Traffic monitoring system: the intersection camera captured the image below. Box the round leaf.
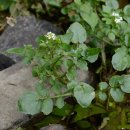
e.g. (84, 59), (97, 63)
(108, 32), (115, 41)
(124, 5), (130, 16)
(74, 82), (95, 108)
(120, 75), (130, 93)
(67, 22), (87, 44)
(99, 82), (108, 90)
(67, 80), (78, 90)
(98, 91), (107, 101)
(110, 88), (124, 102)
(18, 92), (41, 115)
(76, 60), (88, 71)
(56, 97), (65, 109)
(112, 51), (128, 71)
(109, 75), (121, 88)
(41, 98), (53, 115)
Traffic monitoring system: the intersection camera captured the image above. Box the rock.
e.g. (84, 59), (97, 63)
(0, 62), (37, 130)
(0, 53), (15, 71)
(40, 124), (65, 130)
(0, 16), (61, 61)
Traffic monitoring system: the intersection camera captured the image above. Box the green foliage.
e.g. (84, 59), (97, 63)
(6, 0), (130, 129)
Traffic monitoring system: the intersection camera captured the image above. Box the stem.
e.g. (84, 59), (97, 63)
(106, 88), (111, 110)
(39, 92), (72, 100)
(101, 42), (106, 67)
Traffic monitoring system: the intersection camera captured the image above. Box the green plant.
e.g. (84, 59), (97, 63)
(7, 0), (130, 129)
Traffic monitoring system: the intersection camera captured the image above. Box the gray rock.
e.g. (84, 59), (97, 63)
(0, 16), (61, 61)
(40, 124), (65, 130)
(0, 62), (37, 130)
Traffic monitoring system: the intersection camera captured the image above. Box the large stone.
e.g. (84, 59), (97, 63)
(40, 124), (65, 130)
(0, 62), (37, 130)
(0, 16), (61, 61)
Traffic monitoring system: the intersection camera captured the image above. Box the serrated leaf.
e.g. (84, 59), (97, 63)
(56, 97), (65, 109)
(74, 82), (95, 108)
(120, 75), (130, 93)
(99, 82), (108, 90)
(67, 22), (87, 43)
(110, 88), (124, 102)
(41, 98), (53, 115)
(18, 92), (41, 115)
(98, 91), (107, 101)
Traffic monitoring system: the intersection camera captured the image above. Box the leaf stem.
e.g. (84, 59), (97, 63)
(39, 92), (72, 100)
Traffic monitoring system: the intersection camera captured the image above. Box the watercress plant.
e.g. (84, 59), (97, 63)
(7, 0), (130, 129)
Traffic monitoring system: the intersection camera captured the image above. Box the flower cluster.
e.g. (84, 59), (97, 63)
(45, 32), (56, 40)
(112, 12), (123, 23)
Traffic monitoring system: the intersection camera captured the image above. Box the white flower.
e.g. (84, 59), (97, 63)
(112, 12), (123, 23)
(115, 17), (123, 23)
(45, 32), (56, 40)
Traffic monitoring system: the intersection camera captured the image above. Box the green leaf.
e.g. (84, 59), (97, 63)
(112, 47), (128, 71)
(98, 91), (107, 101)
(110, 88), (124, 102)
(0, 0), (16, 11)
(76, 120), (91, 129)
(125, 34), (130, 47)
(124, 5), (130, 16)
(99, 82), (108, 90)
(35, 115), (61, 128)
(6, 48), (24, 56)
(53, 104), (73, 117)
(76, 59), (88, 71)
(120, 75), (130, 93)
(18, 92), (41, 115)
(43, 0), (62, 7)
(66, 67), (77, 81)
(74, 82), (95, 108)
(86, 48), (100, 63)
(59, 33), (73, 44)
(109, 75), (121, 88)
(108, 32), (115, 41)
(74, 0), (82, 5)
(106, 0), (119, 9)
(41, 98), (53, 115)
(50, 79), (62, 94)
(67, 80), (78, 90)
(102, 5), (112, 13)
(55, 97), (65, 109)
(80, 2), (98, 30)
(73, 104), (106, 122)
(35, 83), (48, 97)
(67, 22), (87, 43)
